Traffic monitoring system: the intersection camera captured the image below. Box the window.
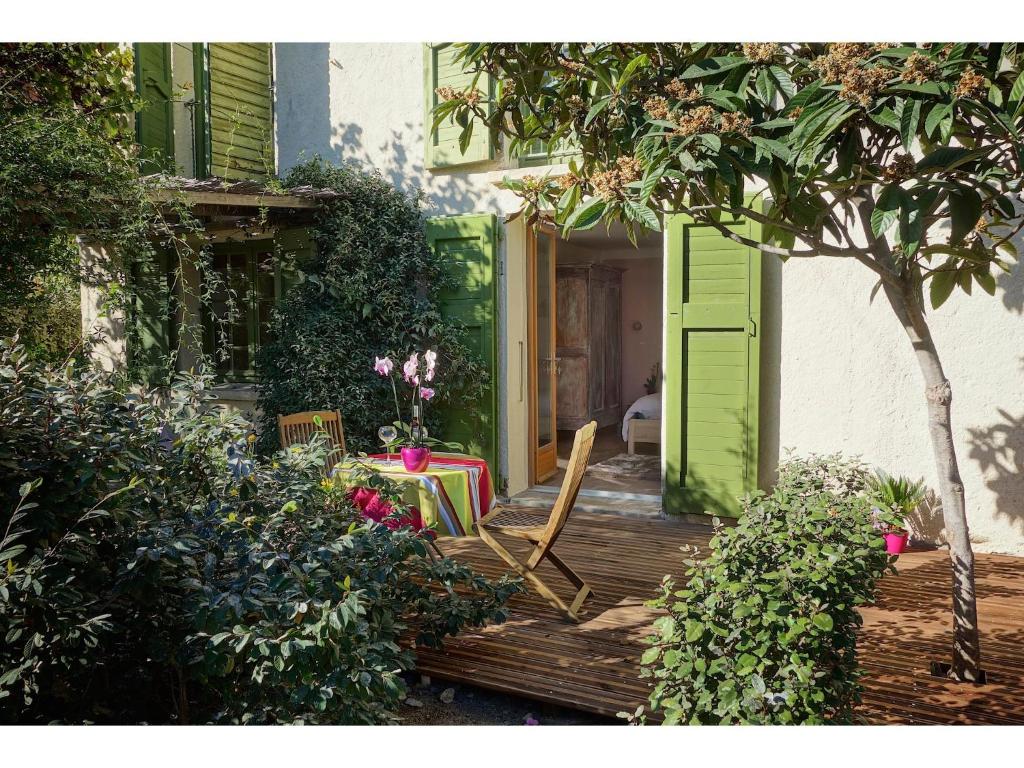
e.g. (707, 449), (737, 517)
(203, 242), (280, 380)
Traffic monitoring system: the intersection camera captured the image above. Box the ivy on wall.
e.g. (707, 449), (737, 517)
(256, 159), (488, 454)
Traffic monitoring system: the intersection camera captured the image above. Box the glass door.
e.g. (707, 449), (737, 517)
(530, 228), (558, 482)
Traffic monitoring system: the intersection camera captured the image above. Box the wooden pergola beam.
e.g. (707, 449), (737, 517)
(148, 189), (321, 210)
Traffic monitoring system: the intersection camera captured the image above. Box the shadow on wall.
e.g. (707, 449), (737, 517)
(758, 252), (783, 489)
(274, 43), (502, 215)
(968, 403), (1024, 538)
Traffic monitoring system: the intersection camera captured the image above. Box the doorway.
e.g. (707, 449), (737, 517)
(526, 223), (664, 501)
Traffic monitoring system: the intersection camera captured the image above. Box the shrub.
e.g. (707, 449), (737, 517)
(255, 159), (487, 454)
(639, 454), (892, 725)
(0, 338), (518, 723)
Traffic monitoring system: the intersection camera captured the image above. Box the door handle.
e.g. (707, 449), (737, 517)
(747, 318), (757, 337)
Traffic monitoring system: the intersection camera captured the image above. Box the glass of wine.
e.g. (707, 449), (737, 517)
(378, 425), (398, 467)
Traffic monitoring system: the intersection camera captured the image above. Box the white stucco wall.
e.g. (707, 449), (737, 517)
(275, 42), (1024, 555)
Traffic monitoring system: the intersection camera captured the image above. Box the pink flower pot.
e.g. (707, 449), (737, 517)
(400, 446), (431, 473)
(884, 531), (909, 555)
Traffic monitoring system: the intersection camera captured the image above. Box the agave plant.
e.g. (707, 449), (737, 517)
(867, 471), (927, 532)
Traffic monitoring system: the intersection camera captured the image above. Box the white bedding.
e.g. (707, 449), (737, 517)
(622, 393), (662, 442)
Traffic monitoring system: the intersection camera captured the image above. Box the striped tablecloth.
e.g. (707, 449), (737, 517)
(340, 453), (495, 537)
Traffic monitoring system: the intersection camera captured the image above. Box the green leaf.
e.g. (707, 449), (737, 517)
(625, 200), (662, 232)
(930, 267), (958, 309)
(617, 54), (650, 90)
(948, 187), (982, 245)
(915, 146), (989, 174)
(641, 646), (661, 665)
(898, 195), (923, 256)
(871, 185), (902, 238)
(975, 268), (997, 296)
(678, 56), (750, 79)
(924, 103), (952, 139)
(898, 98), (922, 149)
(561, 197), (606, 233)
(584, 95), (612, 128)
(769, 66), (796, 98)
(812, 613), (834, 632)
(1011, 71), (1024, 116)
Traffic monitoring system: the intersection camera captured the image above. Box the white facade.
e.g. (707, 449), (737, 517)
(273, 42), (1024, 555)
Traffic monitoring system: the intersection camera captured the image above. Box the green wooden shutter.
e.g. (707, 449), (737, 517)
(208, 43), (274, 180)
(132, 251), (172, 386)
(424, 44), (493, 169)
(427, 214), (498, 477)
(664, 212), (762, 517)
(134, 43), (174, 173)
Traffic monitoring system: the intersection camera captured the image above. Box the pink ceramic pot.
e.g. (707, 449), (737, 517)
(400, 446), (431, 473)
(884, 531), (909, 555)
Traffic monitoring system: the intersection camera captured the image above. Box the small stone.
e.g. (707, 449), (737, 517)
(404, 697), (424, 708)
(440, 687), (456, 704)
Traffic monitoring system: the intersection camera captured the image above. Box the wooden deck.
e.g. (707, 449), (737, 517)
(419, 511), (1024, 724)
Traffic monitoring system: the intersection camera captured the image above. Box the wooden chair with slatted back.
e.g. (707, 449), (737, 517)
(476, 420), (598, 623)
(277, 410), (347, 474)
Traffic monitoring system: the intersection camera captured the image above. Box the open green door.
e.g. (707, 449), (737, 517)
(664, 212), (762, 516)
(427, 214), (498, 480)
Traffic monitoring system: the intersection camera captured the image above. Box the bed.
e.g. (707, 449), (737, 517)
(622, 393), (662, 452)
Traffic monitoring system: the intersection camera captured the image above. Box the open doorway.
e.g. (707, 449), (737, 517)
(527, 223), (663, 500)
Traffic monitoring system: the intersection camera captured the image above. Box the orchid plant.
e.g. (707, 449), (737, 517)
(373, 349), (461, 451)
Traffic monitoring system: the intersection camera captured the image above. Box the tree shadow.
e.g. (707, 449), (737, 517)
(967, 402), (1024, 537)
(274, 43), (503, 216)
(758, 253), (783, 489)
(996, 217), (1024, 314)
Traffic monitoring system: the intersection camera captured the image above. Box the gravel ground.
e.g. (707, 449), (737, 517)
(395, 675), (618, 726)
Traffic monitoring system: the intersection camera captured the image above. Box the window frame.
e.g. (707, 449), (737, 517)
(202, 240), (282, 382)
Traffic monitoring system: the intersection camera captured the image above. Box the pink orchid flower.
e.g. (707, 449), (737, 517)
(373, 356), (394, 376)
(424, 349), (438, 381)
(420, 387), (435, 401)
(402, 353), (419, 383)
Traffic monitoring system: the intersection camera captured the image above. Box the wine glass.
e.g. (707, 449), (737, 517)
(378, 425), (398, 467)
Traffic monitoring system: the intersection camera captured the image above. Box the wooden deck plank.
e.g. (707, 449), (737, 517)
(416, 511), (1024, 724)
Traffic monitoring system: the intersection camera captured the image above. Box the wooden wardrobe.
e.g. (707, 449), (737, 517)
(555, 264), (623, 431)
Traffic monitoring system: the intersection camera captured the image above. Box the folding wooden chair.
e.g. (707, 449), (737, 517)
(476, 420), (598, 622)
(277, 409), (347, 474)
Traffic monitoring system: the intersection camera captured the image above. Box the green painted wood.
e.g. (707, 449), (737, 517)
(132, 251), (172, 386)
(192, 43), (210, 178)
(664, 208), (762, 517)
(427, 214), (498, 479)
(424, 44), (493, 169)
(134, 43), (174, 173)
(208, 43), (273, 180)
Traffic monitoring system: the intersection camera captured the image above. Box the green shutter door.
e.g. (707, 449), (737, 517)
(134, 43), (174, 173)
(427, 214), (498, 478)
(208, 43), (274, 180)
(664, 213), (762, 517)
(132, 251), (172, 386)
(424, 44), (493, 168)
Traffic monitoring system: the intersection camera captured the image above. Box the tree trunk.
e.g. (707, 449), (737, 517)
(882, 280), (983, 681)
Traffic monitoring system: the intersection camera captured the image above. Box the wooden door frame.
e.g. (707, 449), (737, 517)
(528, 225), (559, 484)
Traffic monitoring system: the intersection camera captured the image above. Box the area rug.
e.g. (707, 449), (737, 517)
(587, 453), (661, 482)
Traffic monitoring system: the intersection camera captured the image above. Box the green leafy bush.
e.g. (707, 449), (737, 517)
(0, 338), (517, 723)
(255, 159), (487, 454)
(639, 454), (892, 725)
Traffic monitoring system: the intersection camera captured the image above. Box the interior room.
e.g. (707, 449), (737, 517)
(533, 223), (663, 498)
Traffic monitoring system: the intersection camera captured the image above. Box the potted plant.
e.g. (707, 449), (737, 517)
(867, 471), (927, 555)
(373, 349), (461, 472)
(643, 362), (660, 396)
